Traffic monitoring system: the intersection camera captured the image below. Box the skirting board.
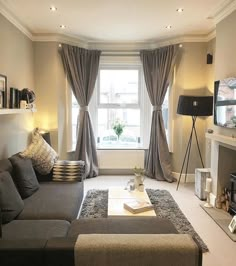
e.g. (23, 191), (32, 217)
(172, 172), (195, 183)
(99, 170), (195, 183)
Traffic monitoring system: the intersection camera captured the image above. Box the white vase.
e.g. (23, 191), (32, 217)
(134, 174), (145, 190)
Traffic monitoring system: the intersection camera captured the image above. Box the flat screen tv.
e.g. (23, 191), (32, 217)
(214, 77), (236, 128)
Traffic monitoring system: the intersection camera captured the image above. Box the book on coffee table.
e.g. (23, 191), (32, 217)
(123, 200), (154, 214)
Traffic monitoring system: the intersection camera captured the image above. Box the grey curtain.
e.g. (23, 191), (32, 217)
(60, 44), (101, 178)
(140, 45), (178, 182)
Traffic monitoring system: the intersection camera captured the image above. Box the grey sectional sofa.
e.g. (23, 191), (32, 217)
(0, 156), (202, 266)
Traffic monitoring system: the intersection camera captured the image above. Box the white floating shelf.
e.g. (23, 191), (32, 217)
(0, 108), (37, 115)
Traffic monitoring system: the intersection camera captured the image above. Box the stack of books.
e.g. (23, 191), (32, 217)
(123, 200), (154, 214)
(53, 160), (84, 182)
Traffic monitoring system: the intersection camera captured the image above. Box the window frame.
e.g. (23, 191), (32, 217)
(95, 64), (143, 148)
(97, 65), (142, 109)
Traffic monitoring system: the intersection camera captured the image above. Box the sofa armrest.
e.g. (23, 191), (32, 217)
(74, 234), (202, 266)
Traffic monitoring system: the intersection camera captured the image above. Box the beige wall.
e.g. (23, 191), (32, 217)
(214, 10), (236, 137)
(0, 14), (34, 158)
(34, 42), (68, 158)
(171, 42), (210, 173)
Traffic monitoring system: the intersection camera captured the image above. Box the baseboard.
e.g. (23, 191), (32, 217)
(99, 170), (195, 183)
(99, 169), (133, 175)
(172, 172), (195, 183)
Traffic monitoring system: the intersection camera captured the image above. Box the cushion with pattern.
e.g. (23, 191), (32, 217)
(20, 129), (59, 175)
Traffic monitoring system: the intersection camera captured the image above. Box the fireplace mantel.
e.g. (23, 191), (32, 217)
(206, 132), (236, 149)
(205, 132), (236, 206)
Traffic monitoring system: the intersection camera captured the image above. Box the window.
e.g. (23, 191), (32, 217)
(97, 67), (142, 148)
(70, 59), (172, 151)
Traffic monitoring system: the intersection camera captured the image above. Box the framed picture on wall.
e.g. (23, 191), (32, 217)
(0, 74), (7, 108)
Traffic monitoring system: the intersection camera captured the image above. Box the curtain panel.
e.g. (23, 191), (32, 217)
(140, 45), (178, 182)
(60, 44), (101, 178)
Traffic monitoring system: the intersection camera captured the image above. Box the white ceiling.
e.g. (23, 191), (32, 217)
(0, 0), (235, 42)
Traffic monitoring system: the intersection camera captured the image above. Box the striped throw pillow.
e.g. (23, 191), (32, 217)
(53, 160), (85, 182)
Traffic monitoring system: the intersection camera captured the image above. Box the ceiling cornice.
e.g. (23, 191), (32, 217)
(32, 34), (88, 49)
(0, 1), (33, 40)
(210, 0), (236, 24)
(0, 1), (222, 50)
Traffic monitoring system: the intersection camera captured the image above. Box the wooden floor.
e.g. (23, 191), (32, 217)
(84, 175), (236, 266)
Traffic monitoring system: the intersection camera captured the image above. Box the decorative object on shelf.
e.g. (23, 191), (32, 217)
(176, 95), (213, 190)
(0, 74), (7, 108)
(215, 196), (222, 209)
(219, 188), (230, 212)
(207, 128), (214, 134)
(20, 100), (27, 109)
(21, 88), (35, 103)
(133, 166), (145, 190)
(9, 87), (21, 108)
(204, 178), (212, 208)
(112, 119), (125, 141)
(228, 215), (236, 233)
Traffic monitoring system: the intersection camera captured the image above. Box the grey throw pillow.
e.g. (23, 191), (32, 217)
(0, 171), (24, 224)
(9, 155), (40, 199)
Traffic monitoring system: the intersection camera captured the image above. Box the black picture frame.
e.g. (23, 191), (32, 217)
(0, 74), (7, 108)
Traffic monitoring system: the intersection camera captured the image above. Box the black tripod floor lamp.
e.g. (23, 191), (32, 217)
(176, 95), (213, 190)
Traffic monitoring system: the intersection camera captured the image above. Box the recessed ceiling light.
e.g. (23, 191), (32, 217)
(166, 25), (172, 30)
(60, 25), (66, 29)
(50, 6), (57, 11)
(176, 8), (184, 13)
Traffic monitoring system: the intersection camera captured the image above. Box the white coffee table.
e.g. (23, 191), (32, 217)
(108, 187), (156, 217)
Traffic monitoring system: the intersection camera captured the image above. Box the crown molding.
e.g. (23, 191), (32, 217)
(31, 33), (215, 51)
(32, 33), (88, 48)
(0, 1), (33, 40)
(0, 0), (220, 50)
(205, 30), (216, 42)
(210, 0), (236, 24)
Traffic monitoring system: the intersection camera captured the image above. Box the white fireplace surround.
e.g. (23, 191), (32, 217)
(206, 133), (236, 206)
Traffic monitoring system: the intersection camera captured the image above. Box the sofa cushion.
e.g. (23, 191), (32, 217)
(20, 129), (58, 175)
(1, 220), (70, 239)
(68, 217), (178, 237)
(0, 159), (13, 174)
(9, 155), (40, 199)
(17, 181), (83, 222)
(35, 169), (53, 182)
(0, 171), (24, 224)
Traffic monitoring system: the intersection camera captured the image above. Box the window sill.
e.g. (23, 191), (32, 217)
(96, 145), (147, 150)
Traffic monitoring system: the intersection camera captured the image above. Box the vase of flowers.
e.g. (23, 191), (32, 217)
(112, 119), (125, 141)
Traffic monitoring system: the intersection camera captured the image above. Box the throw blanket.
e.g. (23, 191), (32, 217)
(74, 234), (201, 266)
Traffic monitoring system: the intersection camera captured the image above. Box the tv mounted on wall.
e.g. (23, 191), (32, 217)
(214, 77), (236, 128)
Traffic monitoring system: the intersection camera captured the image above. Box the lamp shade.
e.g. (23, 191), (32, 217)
(177, 95), (213, 116)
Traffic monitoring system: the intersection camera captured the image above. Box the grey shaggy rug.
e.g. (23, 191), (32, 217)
(80, 189), (208, 252)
